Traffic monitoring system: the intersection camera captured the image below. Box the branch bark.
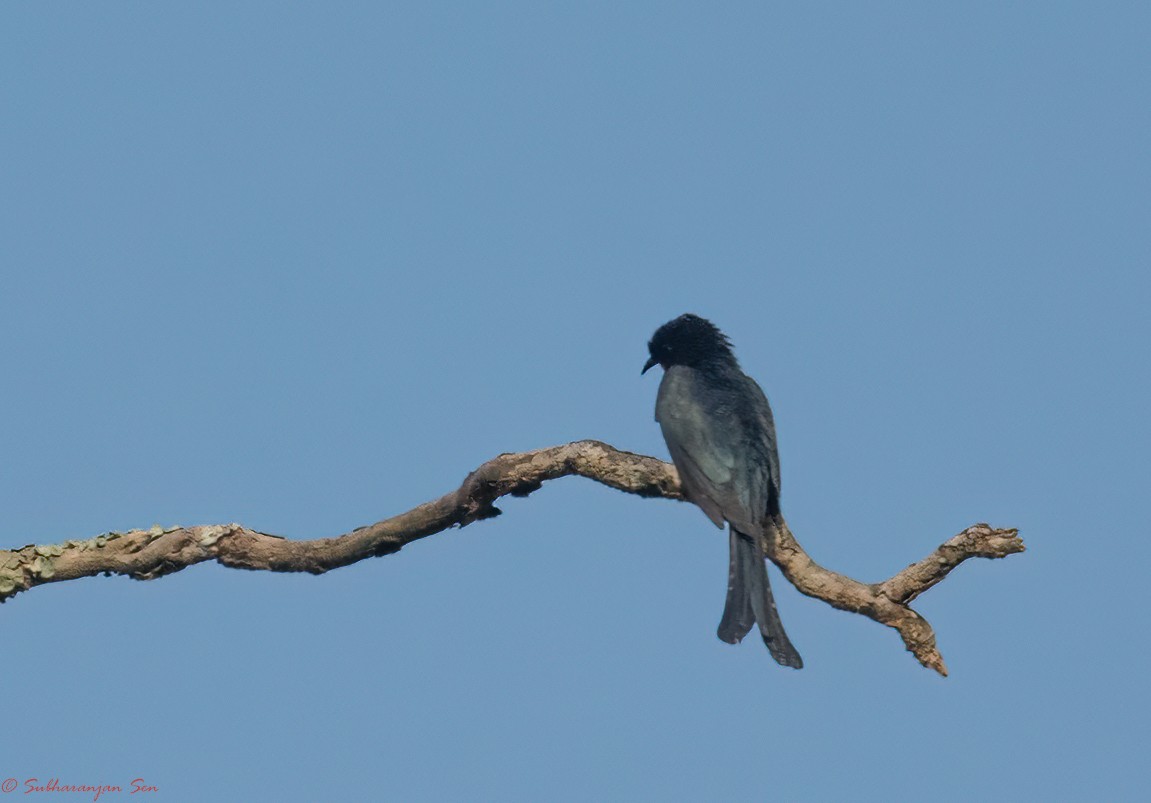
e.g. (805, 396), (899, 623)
(0, 440), (1022, 674)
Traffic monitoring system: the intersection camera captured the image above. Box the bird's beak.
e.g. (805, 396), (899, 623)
(641, 356), (658, 375)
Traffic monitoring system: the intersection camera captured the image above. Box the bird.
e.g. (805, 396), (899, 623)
(643, 313), (802, 668)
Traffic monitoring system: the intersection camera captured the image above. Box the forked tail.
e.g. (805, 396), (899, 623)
(717, 527), (803, 669)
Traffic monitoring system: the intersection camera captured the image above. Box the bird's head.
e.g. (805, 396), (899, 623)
(642, 313), (736, 374)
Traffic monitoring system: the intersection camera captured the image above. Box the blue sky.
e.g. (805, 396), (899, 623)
(1, 3), (1147, 801)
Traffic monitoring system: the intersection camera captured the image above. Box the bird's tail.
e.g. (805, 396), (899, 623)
(717, 526), (803, 669)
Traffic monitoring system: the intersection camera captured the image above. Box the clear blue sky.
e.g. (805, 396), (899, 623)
(2, 3), (1147, 801)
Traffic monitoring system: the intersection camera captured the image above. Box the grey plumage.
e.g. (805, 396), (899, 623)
(643, 314), (802, 669)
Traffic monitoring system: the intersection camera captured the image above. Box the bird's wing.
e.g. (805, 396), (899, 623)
(655, 366), (768, 534)
(743, 374), (781, 500)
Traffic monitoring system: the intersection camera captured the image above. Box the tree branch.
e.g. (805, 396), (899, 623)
(0, 440), (1022, 674)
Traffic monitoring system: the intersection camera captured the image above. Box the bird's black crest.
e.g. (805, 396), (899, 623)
(645, 313), (738, 371)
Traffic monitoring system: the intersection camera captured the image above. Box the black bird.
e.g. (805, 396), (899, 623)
(643, 313), (802, 668)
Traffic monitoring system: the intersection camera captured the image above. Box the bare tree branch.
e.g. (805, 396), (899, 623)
(0, 440), (1022, 674)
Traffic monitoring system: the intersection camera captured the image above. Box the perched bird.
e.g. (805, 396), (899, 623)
(643, 313), (802, 668)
